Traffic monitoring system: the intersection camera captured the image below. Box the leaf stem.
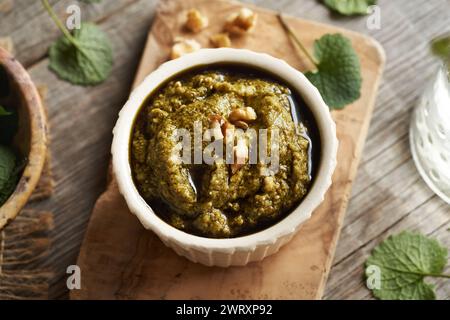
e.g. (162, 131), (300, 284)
(42, 0), (106, 81)
(381, 265), (450, 279)
(424, 273), (450, 279)
(277, 13), (319, 68)
(41, 0), (77, 45)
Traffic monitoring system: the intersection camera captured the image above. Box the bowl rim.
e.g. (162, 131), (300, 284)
(112, 48), (337, 252)
(0, 47), (48, 229)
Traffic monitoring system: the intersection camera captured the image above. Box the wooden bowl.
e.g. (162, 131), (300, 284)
(0, 47), (48, 229)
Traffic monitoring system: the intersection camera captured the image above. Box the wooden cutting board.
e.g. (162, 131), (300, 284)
(71, 0), (385, 300)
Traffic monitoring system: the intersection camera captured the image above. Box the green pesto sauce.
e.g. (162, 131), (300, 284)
(130, 64), (320, 238)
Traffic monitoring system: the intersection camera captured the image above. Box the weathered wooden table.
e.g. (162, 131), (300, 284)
(1, 0), (449, 299)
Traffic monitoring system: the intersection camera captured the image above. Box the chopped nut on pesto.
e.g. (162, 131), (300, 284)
(130, 65), (319, 238)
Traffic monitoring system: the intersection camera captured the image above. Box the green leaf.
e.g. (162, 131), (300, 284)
(365, 232), (449, 300)
(0, 105), (11, 116)
(324, 0), (377, 16)
(0, 171), (18, 205)
(49, 23), (113, 86)
(0, 145), (15, 191)
(0, 145), (17, 205)
(79, 0), (102, 3)
(305, 34), (362, 109)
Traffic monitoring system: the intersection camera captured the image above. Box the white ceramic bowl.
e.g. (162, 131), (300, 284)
(112, 48), (338, 267)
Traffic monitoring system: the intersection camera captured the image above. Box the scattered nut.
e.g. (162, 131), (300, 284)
(221, 121), (235, 142)
(210, 33), (231, 48)
(205, 115), (225, 140)
(224, 8), (257, 35)
(231, 137), (248, 173)
(211, 119), (225, 140)
(209, 114), (225, 125)
(170, 37), (201, 59)
(228, 107), (257, 123)
(233, 120), (249, 129)
(185, 9), (209, 33)
(206, 114), (252, 174)
(231, 162), (243, 174)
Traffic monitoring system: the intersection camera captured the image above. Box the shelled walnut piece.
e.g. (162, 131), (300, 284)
(210, 33), (231, 48)
(231, 135), (248, 174)
(205, 114), (225, 141)
(185, 9), (209, 33)
(221, 120), (235, 143)
(228, 107), (257, 123)
(227, 107), (256, 173)
(207, 106), (257, 174)
(224, 8), (258, 35)
(170, 37), (201, 59)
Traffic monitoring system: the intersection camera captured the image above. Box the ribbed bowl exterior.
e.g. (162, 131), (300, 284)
(162, 231), (295, 267)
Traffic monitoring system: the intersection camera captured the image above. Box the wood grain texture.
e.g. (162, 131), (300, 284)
(5, 0), (160, 299)
(70, 0), (384, 300)
(1, 0), (448, 299)
(0, 0), (142, 68)
(323, 0), (450, 299)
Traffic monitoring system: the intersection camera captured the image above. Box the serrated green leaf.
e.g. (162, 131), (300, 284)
(49, 23), (113, 86)
(324, 0), (377, 16)
(305, 34), (362, 109)
(365, 232), (449, 300)
(0, 145), (17, 205)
